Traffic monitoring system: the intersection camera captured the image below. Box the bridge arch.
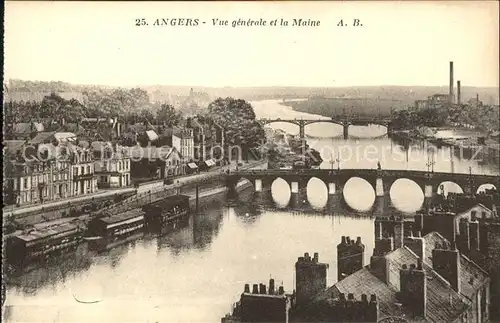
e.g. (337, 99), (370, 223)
(437, 181), (464, 196)
(343, 177), (376, 212)
(271, 177), (291, 207)
(476, 183), (497, 194)
(303, 121), (344, 138)
(306, 177), (328, 209)
(389, 178), (424, 213)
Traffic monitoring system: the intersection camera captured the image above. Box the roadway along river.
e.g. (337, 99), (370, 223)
(4, 99), (499, 323)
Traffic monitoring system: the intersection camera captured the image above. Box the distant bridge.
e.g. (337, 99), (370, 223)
(225, 168), (499, 210)
(258, 117), (392, 139)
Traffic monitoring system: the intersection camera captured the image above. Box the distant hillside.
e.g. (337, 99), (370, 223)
(4, 80), (499, 106)
(140, 85), (500, 105)
(4, 91), (85, 103)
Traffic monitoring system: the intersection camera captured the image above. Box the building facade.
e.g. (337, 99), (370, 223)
(92, 142), (131, 188)
(4, 142), (71, 206)
(69, 145), (98, 196)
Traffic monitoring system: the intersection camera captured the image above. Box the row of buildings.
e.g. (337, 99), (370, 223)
(3, 116), (227, 207)
(222, 196), (500, 323)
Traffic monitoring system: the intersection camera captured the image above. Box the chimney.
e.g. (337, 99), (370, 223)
(374, 219), (383, 239)
(278, 286), (284, 295)
(244, 284), (250, 293)
(337, 236), (364, 281)
(449, 61), (454, 104)
(295, 252), (328, 306)
(252, 284), (259, 294)
(259, 283), (267, 295)
(432, 243), (461, 293)
(269, 279), (275, 295)
(414, 213), (424, 232)
(404, 231), (426, 261)
(469, 219), (480, 252)
(457, 81), (461, 105)
(394, 219), (404, 249)
(399, 259), (427, 318)
(457, 218), (470, 252)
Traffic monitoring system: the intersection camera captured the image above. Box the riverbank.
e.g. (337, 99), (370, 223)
(5, 160), (266, 238)
(392, 128), (500, 153)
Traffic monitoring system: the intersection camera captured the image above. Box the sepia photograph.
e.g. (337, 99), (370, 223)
(2, 1), (500, 322)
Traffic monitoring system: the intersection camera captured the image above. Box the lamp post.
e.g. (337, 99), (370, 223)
(426, 155), (435, 173)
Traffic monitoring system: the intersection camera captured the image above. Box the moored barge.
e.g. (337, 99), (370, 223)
(6, 223), (84, 266)
(143, 194), (190, 232)
(86, 208), (145, 251)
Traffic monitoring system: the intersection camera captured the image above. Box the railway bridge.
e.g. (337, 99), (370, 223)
(258, 116), (392, 140)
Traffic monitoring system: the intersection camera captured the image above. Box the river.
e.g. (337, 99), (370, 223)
(4, 99), (499, 323)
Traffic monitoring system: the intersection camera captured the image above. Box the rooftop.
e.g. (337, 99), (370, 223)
(15, 223), (80, 242)
(97, 208), (145, 225)
(311, 231), (485, 323)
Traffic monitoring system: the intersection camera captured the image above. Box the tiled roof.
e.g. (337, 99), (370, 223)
(61, 123), (86, 134)
(422, 232), (489, 300)
(4, 140), (26, 155)
(130, 146), (173, 160)
(317, 268), (415, 320)
(313, 243), (471, 323)
(13, 122), (44, 134)
(145, 130), (159, 141)
(423, 232), (447, 266)
(459, 255), (489, 301)
(386, 247), (468, 323)
(29, 131), (57, 145)
(53, 132), (77, 143)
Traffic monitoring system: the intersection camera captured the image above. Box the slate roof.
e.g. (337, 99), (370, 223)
(29, 131), (57, 145)
(13, 122), (44, 134)
(317, 268), (417, 320)
(61, 123), (86, 135)
(4, 140), (26, 155)
(313, 240), (477, 323)
(422, 232), (489, 301)
(129, 146), (174, 160)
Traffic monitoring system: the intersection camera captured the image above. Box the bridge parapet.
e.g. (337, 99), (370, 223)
(225, 169), (500, 195)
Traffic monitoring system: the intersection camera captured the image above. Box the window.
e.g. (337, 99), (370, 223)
(87, 166), (91, 174)
(75, 168), (79, 176)
(471, 211), (477, 220)
(23, 178), (28, 189)
(481, 211), (486, 219)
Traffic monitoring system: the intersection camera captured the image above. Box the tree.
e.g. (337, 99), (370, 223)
(40, 93), (86, 121)
(156, 104), (182, 126)
(207, 97), (265, 160)
(139, 108), (155, 123)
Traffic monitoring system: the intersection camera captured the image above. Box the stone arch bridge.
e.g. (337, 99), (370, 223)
(225, 169), (499, 211)
(258, 117), (392, 139)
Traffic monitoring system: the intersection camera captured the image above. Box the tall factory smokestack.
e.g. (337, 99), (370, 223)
(457, 81), (461, 105)
(449, 61), (454, 104)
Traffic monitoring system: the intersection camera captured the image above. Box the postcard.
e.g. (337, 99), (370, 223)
(2, 1), (500, 322)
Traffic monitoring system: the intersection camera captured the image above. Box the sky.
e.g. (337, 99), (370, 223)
(4, 1), (499, 88)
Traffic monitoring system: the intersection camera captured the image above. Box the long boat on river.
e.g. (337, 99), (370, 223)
(142, 194), (191, 233)
(6, 222), (84, 266)
(85, 208), (145, 251)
